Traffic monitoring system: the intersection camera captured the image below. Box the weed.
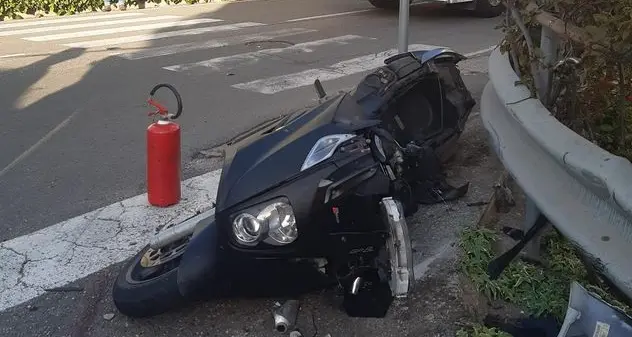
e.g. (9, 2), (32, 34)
(456, 325), (513, 337)
(458, 227), (583, 320)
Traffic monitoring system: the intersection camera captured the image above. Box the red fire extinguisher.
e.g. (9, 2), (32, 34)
(146, 83), (183, 207)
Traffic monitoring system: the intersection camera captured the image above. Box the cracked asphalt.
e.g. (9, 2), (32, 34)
(0, 0), (504, 335)
(0, 171), (219, 312)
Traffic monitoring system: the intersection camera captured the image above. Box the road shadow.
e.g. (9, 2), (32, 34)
(1, 48), (85, 169)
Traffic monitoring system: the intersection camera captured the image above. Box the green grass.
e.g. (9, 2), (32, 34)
(458, 226), (632, 324)
(456, 325), (513, 337)
(458, 227), (585, 321)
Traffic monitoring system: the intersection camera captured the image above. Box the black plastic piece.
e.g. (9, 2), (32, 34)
(487, 214), (549, 280)
(176, 219), (220, 297)
(314, 79), (326, 99)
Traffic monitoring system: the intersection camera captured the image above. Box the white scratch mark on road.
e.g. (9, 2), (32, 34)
(0, 107), (83, 179)
(0, 169), (222, 311)
(464, 45), (497, 58)
(0, 53), (26, 59)
(285, 9), (376, 22)
(413, 241), (455, 280)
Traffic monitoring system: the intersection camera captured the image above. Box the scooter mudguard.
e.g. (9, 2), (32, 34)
(384, 47), (467, 66)
(176, 218), (220, 297)
(412, 48), (467, 64)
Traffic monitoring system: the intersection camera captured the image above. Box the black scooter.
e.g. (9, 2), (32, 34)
(112, 48), (476, 318)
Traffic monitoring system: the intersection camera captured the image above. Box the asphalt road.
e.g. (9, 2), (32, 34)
(0, 73), (505, 337)
(0, 0), (501, 238)
(0, 0), (503, 335)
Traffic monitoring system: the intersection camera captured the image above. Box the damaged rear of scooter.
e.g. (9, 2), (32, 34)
(112, 48), (476, 318)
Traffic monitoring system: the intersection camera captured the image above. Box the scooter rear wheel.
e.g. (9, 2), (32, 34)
(368, 0), (399, 10)
(471, 0), (505, 17)
(112, 237), (190, 317)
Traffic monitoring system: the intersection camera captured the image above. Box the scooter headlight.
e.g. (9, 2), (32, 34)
(231, 198), (298, 246)
(258, 202), (297, 245)
(233, 213), (263, 246)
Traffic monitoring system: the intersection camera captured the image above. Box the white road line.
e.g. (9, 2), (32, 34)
(115, 27), (316, 60)
(0, 53), (26, 59)
(464, 45), (497, 58)
(285, 9), (375, 22)
(64, 22), (265, 48)
(164, 35), (376, 73)
(231, 43), (444, 94)
(0, 15), (181, 36)
(0, 13), (145, 29)
(25, 18), (224, 42)
(0, 107), (83, 179)
(0, 169), (222, 312)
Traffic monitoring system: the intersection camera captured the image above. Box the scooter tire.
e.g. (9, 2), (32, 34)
(368, 0), (399, 10)
(112, 245), (187, 318)
(471, 0), (505, 18)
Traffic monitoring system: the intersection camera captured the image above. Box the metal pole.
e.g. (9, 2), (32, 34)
(398, 0), (409, 53)
(539, 26), (559, 105)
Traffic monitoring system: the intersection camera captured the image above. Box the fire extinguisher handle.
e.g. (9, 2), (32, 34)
(149, 83), (183, 120)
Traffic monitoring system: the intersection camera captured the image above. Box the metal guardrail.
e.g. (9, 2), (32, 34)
(480, 46), (632, 300)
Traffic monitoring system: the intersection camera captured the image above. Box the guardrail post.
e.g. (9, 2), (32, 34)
(538, 26), (559, 105)
(398, 0), (410, 53)
(483, 17), (632, 302)
(522, 196), (549, 262)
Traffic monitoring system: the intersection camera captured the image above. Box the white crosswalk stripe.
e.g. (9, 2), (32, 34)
(0, 15), (181, 36)
(0, 12), (145, 29)
(25, 18), (224, 41)
(112, 27), (315, 59)
(163, 34), (376, 73)
(0, 12), (489, 101)
(64, 21), (265, 48)
(0, 11), (459, 97)
(231, 43), (445, 94)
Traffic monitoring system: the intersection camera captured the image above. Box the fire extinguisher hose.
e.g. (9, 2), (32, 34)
(149, 83), (183, 120)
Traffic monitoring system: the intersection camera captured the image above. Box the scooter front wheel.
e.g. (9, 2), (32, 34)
(112, 237), (190, 318)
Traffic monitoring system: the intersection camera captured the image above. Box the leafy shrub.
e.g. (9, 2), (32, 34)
(1, 0), (208, 20)
(499, 0), (632, 160)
